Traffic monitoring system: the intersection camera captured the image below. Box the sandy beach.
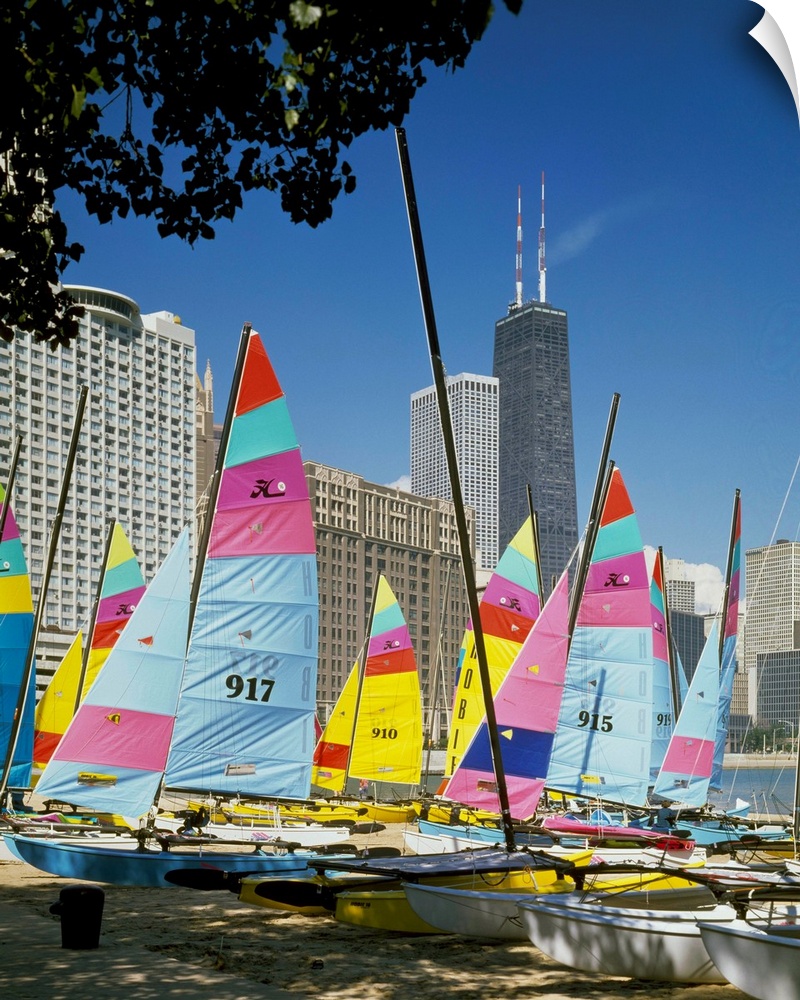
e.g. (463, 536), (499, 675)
(0, 821), (754, 1000)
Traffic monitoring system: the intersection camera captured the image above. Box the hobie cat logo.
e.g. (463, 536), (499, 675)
(251, 478), (286, 499)
(499, 595), (522, 611)
(116, 602), (136, 615)
(383, 639), (401, 650)
(604, 572), (630, 587)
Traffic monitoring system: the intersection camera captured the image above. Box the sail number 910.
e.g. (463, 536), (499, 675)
(372, 727), (398, 740)
(577, 710), (613, 732)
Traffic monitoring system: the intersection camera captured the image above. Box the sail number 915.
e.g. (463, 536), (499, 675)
(577, 710), (613, 732)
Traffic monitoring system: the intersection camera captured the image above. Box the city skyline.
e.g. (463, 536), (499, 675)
(37, 1), (799, 609)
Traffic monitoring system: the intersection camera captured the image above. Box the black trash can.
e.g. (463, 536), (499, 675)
(49, 883), (105, 949)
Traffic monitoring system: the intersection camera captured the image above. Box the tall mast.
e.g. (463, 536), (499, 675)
(515, 185), (523, 308)
(538, 171), (547, 303)
(658, 546), (682, 721)
(73, 517), (117, 716)
(396, 126), (516, 853)
(0, 385), (88, 805)
(0, 434), (23, 545)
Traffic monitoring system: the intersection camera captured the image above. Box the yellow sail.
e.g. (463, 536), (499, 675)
(33, 631), (83, 770)
(444, 516), (542, 778)
(313, 576), (422, 792)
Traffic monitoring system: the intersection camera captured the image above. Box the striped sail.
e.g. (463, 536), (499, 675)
(33, 522), (145, 767)
(313, 575), (422, 790)
(545, 468), (654, 807)
(32, 632), (83, 770)
(165, 330), (318, 798)
(653, 620), (720, 807)
(311, 664), (359, 793)
(649, 554), (674, 781)
(712, 493), (741, 790)
(444, 516), (541, 778)
(442, 569), (570, 820)
(33, 529), (191, 819)
(0, 486), (35, 790)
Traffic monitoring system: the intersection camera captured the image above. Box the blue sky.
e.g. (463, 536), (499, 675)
(58, 1), (799, 607)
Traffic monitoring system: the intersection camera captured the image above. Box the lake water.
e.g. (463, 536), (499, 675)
(714, 763), (798, 818)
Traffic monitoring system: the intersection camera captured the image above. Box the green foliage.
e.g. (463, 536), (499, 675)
(1, 0), (521, 346)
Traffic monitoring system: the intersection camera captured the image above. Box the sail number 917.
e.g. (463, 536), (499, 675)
(226, 675), (275, 702)
(577, 710), (613, 732)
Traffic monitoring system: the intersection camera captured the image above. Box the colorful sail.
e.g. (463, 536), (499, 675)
(649, 552), (674, 782)
(313, 575), (422, 791)
(0, 485), (35, 790)
(33, 528), (191, 820)
(545, 467), (654, 807)
(442, 568), (570, 820)
(165, 330), (319, 798)
(312, 665), (360, 793)
(711, 491), (741, 791)
(33, 522), (145, 768)
(32, 631), (83, 770)
(444, 515), (541, 778)
(652, 620), (720, 808)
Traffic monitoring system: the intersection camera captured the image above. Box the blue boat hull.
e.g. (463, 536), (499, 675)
(4, 834), (311, 887)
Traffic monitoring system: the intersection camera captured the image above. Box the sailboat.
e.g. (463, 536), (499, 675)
(32, 520), (146, 771)
(0, 479), (35, 798)
(312, 574), (423, 823)
(442, 513), (542, 783)
(5, 325), (329, 886)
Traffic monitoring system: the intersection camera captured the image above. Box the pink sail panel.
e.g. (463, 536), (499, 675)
(661, 736), (715, 777)
(52, 704), (175, 772)
(577, 551), (652, 627)
(208, 500), (316, 558)
(216, 452), (310, 513)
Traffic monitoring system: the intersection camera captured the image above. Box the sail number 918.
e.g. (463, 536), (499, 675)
(577, 710), (613, 732)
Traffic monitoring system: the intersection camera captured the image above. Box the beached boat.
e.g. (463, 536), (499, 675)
(7, 326), (326, 885)
(699, 918), (800, 999)
(32, 520), (146, 771)
(312, 575), (423, 821)
(517, 896), (736, 983)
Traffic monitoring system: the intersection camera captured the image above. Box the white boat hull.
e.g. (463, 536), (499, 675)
(156, 815), (352, 847)
(517, 897), (735, 983)
(699, 919), (800, 1000)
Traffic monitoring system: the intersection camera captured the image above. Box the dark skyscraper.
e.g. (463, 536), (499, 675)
(493, 299), (579, 592)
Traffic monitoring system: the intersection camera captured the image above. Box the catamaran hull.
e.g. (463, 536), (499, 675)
(517, 898), (734, 983)
(155, 816), (352, 847)
(5, 834), (310, 887)
(698, 920), (800, 1000)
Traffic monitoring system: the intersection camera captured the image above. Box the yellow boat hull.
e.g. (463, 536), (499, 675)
(359, 802), (416, 824)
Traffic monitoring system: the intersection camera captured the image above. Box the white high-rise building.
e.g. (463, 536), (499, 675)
(0, 285), (197, 635)
(664, 557), (696, 613)
(410, 373), (499, 571)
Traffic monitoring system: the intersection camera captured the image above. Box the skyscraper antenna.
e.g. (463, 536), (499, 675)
(538, 171), (546, 303)
(515, 185), (523, 308)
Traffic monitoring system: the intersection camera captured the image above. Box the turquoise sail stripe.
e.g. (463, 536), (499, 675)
(495, 547), (541, 594)
(372, 601), (405, 635)
(226, 397), (298, 468)
(102, 559), (145, 596)
(590, 513), (640, 562)
(0, 536), (28, 577)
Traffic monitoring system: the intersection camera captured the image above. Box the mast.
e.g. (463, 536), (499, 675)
(567, 393), (620, 638)
(718, 489), (741, 663)
(73, 517), (117, 716)
(396, 126), (516, 853)
(187, 323), (252, 638)
(0, 384), (88, 805)
(423, 562), (452, 785)
(658, 546), (682, 721)
(526, 485), (545, 601)
(0, 435), (23, 545)
(343, 581), (381, 794)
